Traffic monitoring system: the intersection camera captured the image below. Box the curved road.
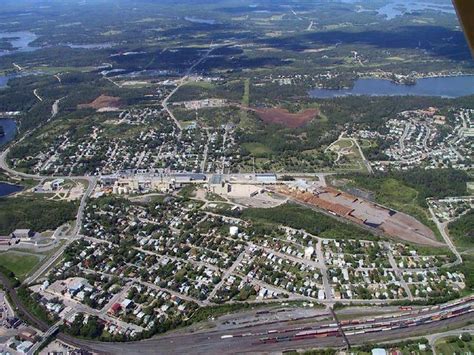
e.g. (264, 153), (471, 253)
(0, 97), (98, 286)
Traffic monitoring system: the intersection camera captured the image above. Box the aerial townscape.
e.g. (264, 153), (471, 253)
(0, 0), (473, 354)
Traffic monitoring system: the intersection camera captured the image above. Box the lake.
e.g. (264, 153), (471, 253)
(0, 118), (17, 146)
(309, 75), (474, 98)
(0, 72), (25, 89)
(339, 0), (455, 20)
(0, 31), (38, 57)
(0, 182), (23, 197)
(377, 0), (455, 20)
(0, 74), (13, 88)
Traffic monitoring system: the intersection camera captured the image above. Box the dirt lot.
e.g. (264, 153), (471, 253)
(78, 94), (122, 110)
(276, 186), (443, 247)
(251, 107), (319, 128)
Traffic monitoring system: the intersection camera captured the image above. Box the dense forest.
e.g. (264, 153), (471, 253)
(0, 197), (78, 234)
(348, 169), (469, 207)
(448, 209), (474, 247)
(240, 203), (374, 240)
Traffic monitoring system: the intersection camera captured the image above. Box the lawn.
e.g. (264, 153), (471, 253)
(183, 81), (215, 89)
(330, 138), (354, 150)
(0, 251), (42, 281)
(242, 142), (272, 157)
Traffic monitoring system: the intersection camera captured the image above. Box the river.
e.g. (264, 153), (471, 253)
(309, 75), (474, 98)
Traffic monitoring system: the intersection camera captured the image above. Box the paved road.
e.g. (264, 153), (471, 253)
(33, 89), (43, 102)
(428, 205), (462, 265)
(316, 239), (333, 302)
(427, 326), (474, 355)
(162, 43), (220, 138)
(352, 137), (373, 174)
(23, 177), (96, 285)
(206, 246), (250, 303)
(385, 242), (414, 301)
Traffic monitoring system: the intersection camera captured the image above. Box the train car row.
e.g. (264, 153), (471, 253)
(344, 306), (473, 336)
(343, 303), (472, 332)
(258, 327), (341, 344)
(223, 299), (474, 344)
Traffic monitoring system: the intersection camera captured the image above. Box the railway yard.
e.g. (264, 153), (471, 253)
(67, 296), (474, 354)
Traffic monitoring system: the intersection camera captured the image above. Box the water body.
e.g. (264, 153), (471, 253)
(0, 118), (17, 146)
(0, 71), (45, 89)
(0, 119), (22, 197)
(0, 182), (23, 197)
(184, 16), (218, 25)
(63, 42), (115, 49)
(0, 31), (38, 57)
(0, 74), (15, 88)
(309, 76), (474, 99)
(377, 0), (455, 20)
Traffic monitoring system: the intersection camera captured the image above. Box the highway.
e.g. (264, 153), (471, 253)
(23, 176), (97, 285)
(162, 43), (220, 138)
(428, 204), (463, 265)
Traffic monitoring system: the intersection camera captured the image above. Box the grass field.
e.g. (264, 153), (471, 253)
(329, 138), (354, 150)
(0, 251), (42, 281)
(327, 138), (368, 173)
(242, 79), (250, 106)
(242, 142), (272, 156)
(183, 81), (215, 89)
(435, 335), (474, 354)
(239, 79), (256, 130)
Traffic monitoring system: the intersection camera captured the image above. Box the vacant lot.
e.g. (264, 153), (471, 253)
(339, 175), (445, 242)
(78, 94), (122, 110)
(276, 186), (441, 246)
(251, 107), (319, 128)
